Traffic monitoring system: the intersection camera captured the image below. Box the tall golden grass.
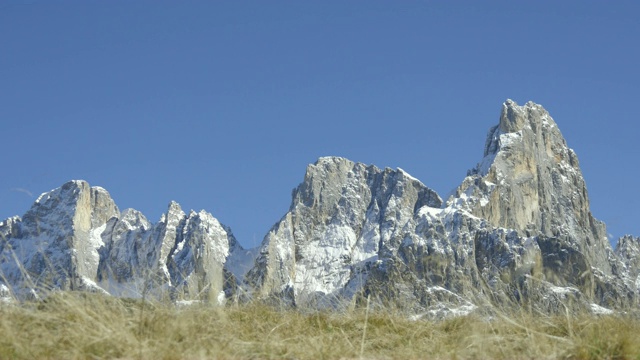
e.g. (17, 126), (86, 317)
(1, 292), (639, 359)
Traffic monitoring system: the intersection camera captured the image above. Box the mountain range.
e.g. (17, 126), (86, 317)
(2, 100), (639, 318)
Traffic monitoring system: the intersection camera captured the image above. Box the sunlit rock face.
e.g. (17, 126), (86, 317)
(452, 100), (613, 276)
(456, 100), (590, 237)
(448, 100), (634, 308)
(248, 100), (636, 315)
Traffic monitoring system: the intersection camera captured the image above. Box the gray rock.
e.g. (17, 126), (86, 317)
(0, 181), (252, 303)
(0, 180), (118, 296)
(454, 100), (612, 273)
(248, 100), (636, 315)
(615, 235), (640, 302)
(1, 99), (638, 316)
(451, 100), (631, 308)
(246, 156), (444, 307)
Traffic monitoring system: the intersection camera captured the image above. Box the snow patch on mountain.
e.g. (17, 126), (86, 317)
(2, 100), (639, 316)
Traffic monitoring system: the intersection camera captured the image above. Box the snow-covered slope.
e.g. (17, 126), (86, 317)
(1, 100), (638, 315)
(245, 157), (443, 307)
(0, 181), (255, 302)
(0, 181), (118, 298)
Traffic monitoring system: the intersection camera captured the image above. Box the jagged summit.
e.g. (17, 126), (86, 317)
(248, 100), (635, 314)
(450, 100), (619, 295)
(498, 99), (557, 134)
(456, 100), (596, 239)
(0, 180), (255, 302)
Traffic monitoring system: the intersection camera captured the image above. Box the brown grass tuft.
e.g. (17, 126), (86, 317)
(1, 292), (639, 359)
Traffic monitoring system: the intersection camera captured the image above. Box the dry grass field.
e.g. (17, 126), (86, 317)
(1, 292), (639, 359)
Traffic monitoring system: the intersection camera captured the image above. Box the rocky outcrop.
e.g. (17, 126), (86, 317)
(0, 181), (254, 302)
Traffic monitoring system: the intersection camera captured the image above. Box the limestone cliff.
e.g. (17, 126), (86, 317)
(246, 157), (442, 306)
(248, 100), (636, 315)
(1, 100), (638, 316)
(453, 100), (613, 273)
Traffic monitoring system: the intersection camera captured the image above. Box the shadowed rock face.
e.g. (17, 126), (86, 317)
(616, 235), (640, 299)
(1, 100), (638, 316)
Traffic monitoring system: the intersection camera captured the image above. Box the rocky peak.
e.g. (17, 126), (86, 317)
(455, 100), (598, 236)
(1, 180), (245, 302)
(165, 201), (186, 221)
(497, 99), (551, 134)
(247, 156), (442, 305)
(246, 102), (632, 313)
(451, 100), (615, 284)
(156, 201), (187, 268)
(616, 235), (640, 259)
(0, 180), (120, 295)
(294, 156), (442, 215)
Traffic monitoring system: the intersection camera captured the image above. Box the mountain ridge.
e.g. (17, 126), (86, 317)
(1, 100), (639, 317)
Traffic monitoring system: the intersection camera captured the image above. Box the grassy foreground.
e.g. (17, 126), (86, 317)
(1, 293), (639, 359)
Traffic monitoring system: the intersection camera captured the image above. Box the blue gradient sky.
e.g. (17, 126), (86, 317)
(1, 1), (639, 248)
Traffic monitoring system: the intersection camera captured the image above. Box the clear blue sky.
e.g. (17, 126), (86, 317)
(1, 1), (639, 248)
